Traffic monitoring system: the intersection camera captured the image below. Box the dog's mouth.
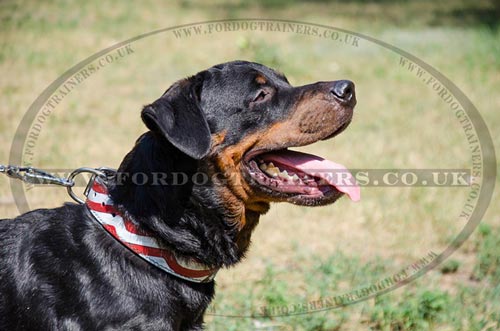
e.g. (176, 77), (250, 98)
(243, 144), (360, 206)
(239, 82), (360, 206)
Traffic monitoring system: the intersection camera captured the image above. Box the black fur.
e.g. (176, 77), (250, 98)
(0, 61), (355, 330)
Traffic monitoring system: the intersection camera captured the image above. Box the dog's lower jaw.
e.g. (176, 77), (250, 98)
(246, 200), (271, 214)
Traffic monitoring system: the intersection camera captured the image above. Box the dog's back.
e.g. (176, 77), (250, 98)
(0, 205), (90, 329)
(0, 204), (213, 330)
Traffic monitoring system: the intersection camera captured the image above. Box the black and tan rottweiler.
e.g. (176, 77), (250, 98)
(0, 60), (359, 330)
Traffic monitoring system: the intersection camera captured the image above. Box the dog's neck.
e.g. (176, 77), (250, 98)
(109, 132), (258, 268)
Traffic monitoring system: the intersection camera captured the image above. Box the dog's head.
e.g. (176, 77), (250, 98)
(142, 61), (359, 214)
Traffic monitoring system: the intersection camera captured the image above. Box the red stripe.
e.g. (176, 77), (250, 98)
(99, 219), (215, 279)
(92, 182), (108, 194)
(87, 198), (155, 236)
(126, 243), (215, 278)
(123, 219), (151, 236)
(103, 224), (118, 238)
(86, 200), (119, 214)
(164, 251), (216, 279)
(87, 179), (216, 281)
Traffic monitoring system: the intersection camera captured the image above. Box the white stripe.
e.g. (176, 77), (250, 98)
(142, 255), (170, 270)
(175, 254), (213, 271)
(86, 181), (216, 283)
(141, 256), (207, 282)
(87, 189), (111, 204)
(87, 187), (161, 248)
(90, 210), (161, 248)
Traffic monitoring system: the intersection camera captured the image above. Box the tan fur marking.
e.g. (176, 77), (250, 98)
(210, 131), (227, 149)
(255, 74), (267, 85)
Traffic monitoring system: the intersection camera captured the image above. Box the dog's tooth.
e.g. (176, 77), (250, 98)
(264, 167), (279, 177)
(280, 171), (297, 182)
(278, 170), (291, 181)
(259, 163), (268, 171)
(268, 162), (275, 168)
(304, 175), (310, 179)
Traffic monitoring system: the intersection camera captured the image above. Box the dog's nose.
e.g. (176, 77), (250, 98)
(330, 80), (356, 106)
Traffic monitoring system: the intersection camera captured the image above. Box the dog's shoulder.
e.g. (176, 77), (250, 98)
(0, 203), (87, 234)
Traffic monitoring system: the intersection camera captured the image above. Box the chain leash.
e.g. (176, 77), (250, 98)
(0, 165), (116, 204)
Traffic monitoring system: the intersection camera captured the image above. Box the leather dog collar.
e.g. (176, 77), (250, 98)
(85, 177), (218, 283)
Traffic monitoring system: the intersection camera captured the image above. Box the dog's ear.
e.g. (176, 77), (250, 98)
(141, 78), (211, 159)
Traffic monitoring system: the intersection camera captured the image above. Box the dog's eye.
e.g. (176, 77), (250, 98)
(253, 90), (270, 103)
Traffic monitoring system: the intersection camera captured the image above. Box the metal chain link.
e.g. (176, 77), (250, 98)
(0, 165), (74, 186)
(0, 165), (116, 204)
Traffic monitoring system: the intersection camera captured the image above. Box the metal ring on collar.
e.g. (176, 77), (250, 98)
(67, 167), (107, 204)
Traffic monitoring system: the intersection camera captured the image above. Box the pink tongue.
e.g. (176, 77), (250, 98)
(263, 150), (360, 202)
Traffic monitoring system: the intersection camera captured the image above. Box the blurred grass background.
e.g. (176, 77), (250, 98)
(0, 1), (499, 330)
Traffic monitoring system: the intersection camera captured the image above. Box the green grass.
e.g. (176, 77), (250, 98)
(0, 1), (499, 330)
(439, 259), (460, 274)
(472, 224), (500, 284)
(207, 227), (500, 330)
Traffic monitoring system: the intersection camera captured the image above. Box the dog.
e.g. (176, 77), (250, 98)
(0, 60), (359, 330)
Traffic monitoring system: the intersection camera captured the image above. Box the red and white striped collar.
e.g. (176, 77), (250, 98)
(85, 177), (218, 283)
